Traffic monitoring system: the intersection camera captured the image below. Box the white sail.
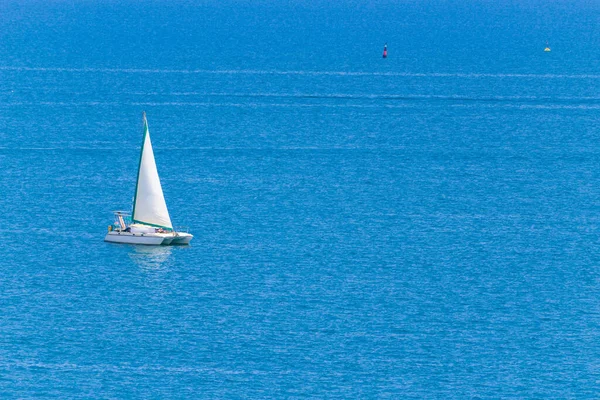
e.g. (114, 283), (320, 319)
(132, 114), (173, 229)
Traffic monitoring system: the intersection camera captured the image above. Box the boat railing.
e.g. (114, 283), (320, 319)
(110, 211), (132, 231)
(175, 226), (190, 233)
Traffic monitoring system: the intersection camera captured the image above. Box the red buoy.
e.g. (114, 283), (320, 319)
(382, 44), (388, 58)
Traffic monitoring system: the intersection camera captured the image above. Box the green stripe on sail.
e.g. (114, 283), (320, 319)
(131, 219), (173, 231)
(131, 112), (148, 220)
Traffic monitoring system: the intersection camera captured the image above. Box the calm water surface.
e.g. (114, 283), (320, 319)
(0, 1), (599, 398)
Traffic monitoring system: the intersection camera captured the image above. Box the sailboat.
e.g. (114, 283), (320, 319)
(544, 41), (551, 52)
(104, 112), (193, 245)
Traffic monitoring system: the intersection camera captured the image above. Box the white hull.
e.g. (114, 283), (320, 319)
(104, 231), (192, 246)
(171, 232), (193, 245)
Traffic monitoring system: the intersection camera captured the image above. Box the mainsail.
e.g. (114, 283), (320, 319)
(131, 113), (173, 229)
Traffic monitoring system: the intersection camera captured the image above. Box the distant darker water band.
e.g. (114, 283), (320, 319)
(0, 66), (600, 79)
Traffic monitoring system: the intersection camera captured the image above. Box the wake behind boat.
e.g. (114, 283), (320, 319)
(105, 113), (193, 246)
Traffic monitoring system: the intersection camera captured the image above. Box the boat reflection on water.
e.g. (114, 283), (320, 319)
(128, 245), (174, 270)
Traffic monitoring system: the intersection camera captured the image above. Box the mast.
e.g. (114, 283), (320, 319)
(131, 111), (147, 220)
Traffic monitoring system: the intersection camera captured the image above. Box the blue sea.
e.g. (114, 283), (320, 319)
(1, 0), (600, 397)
